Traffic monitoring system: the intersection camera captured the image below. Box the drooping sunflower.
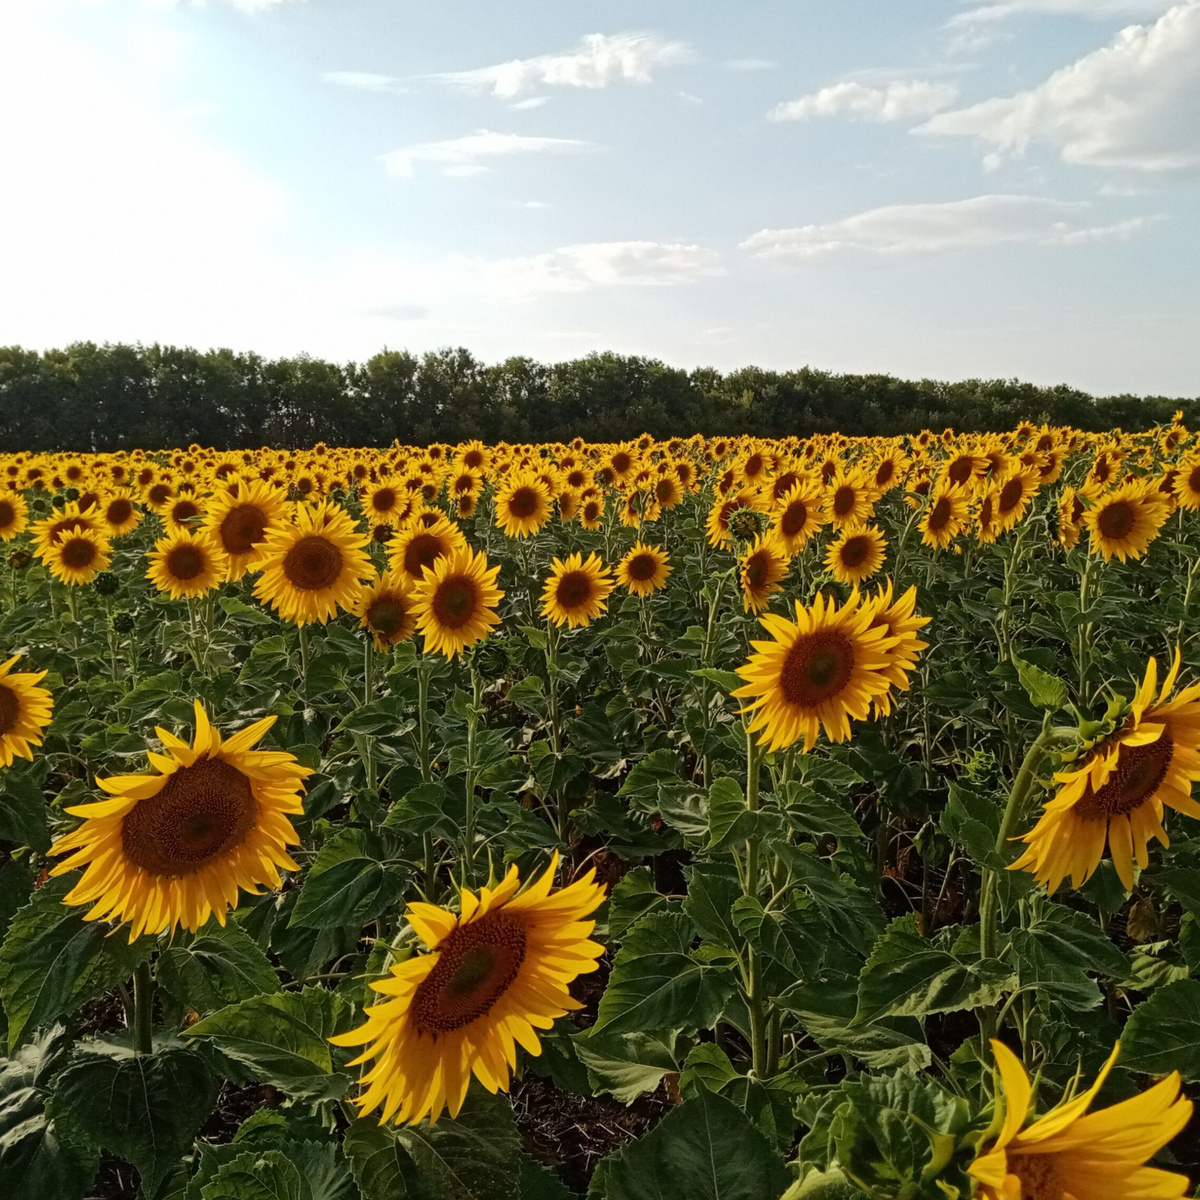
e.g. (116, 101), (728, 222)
(0, 493), (30, 541)
(202, 479), (287, 581)
(616, 543), (672, 596)
(740, 537), (790, 613)
(992, 467), (1041, 534)
(146, 530), (229, 599)
(388, 515), (468, 585)
(1056, 486), (1085, 551)
(1173, 456), (1200, 511)
(494, 473), (553, 539)
(969, 1040), (1191, 1200)
(859, 581), (930, 715)
(254, 501), (374, 625)
(45, 528), (112, 586)
(733, 590), (897, 752)
(1011, 652), (1200, 893)
(0, 654), (54, 768)
(541, 552), (615, 628)
(771, 481), (825, 555)
(411, 546), (504, 659)
(351, 568), (418, 650)
(920, 484), (969, 550)
(330, 855), (605, 1126)
(825, 525), (887, 587)
(49, 701), (310, 941)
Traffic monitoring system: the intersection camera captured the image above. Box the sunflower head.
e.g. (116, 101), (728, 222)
(0, 493), (30, 541)
(202, 479), (287, 580)
(46, 528), (112, 586)
(388, 515), (467, 584)
(147, 530), (229, 599)
(352, 568), (418, 650)
(826, 525), (887, 587)
(616, 543), (671, 596)
(0, 654), (54, 769)
(740, 536), (790, 612)
(494, 473), (552, 539)
(541, 552), (615, 628)
(411, 545), (504, 659)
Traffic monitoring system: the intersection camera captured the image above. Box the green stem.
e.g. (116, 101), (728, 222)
(362, 638), (376, 790)
(700, 571), (730, 787)
(743, 729), (768, 1078)
(1077, 553), (1094, 703)
(417, 655), (436, 900)
(298, 622), (310, 682)
(132, 960), (154, 1056)
(545, 624), (568, 837)
(462, 661), (483, 881)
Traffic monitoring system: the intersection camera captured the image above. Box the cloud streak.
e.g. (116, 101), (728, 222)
(381, 130), (591, 178)
(769, 80), (958, 123)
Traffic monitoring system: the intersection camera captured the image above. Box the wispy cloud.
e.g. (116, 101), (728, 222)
(431, 32), (695, 98)
(723, 58), (777, 72)
(769, 79), (958, 123)
(923, 2), (1200, 171)
(322, 71), (409, 93)
(381, 130), (592, 178)
(948, 0), (1176, 28)
(740, 195), (1158, 261)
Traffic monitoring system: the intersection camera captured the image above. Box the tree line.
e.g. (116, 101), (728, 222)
(1, 342), (1195, 452)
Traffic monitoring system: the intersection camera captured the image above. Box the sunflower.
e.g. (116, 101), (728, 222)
(362, 480), (406, 523)
(1011, 652), (1200, 893)
(254, 501), (373, 625)
(740, 537), (790, 613)
(541, 552), (615, 628)
(616, 543), (672, 596)
(48, 701), (310, 941)
(202, 479), (287, 581)
(992, 467), (1041, 534)
(411, 546), (504, 659)
(826, 525), (887, 586)
(920, 484), (969, 550)
(823, 470), (875, 530)
(331, 855), (605, 1126)
(146, 530), (229, 599)
(1084, 481), (1170, 563)
(45, 528), (112, 586)
(94, 489), (141, 539)
(975, 489), (1001, 545)
(705, 489), (758, 548)
(165, 494), (205, 531)
(494, 473), (552, 539)
(31, 501), (98, 557)
(1173, 456), (1200, 510)
(1056, 486), (1085, 551)
(388, 515), (467, 585)
(860, 582), (930, 716)
(0, 654), (54, 768)
(352, 569), (418, 650)
(969, 1040), (1191, 1200)
(771, 481), (825, 555)
(577, 496), (605, 531)
(733, 590), (896, 752)
(0, 492), (30, 541)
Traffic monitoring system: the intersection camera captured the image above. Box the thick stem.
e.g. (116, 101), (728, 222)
(1077, 553), (1094, 702)
(360, 639), (377, 790)
(132, 960), (154, 1056)
(417, 655), (436, 900)
(700, 572), (730, 787)
(743, 729), (768, 1078)
(298, 622), (310, 682)
(462, 662), (483, 881)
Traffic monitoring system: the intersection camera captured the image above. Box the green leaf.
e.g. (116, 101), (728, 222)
(938, 782), (1002, 868)
(606, 867), (669, 942)
(682, 864), (744, 953)
(0, 1027), (98, 1200)
(1120, 979), (1200, 1080)
(157, 921), (281, 1015)
(782, 1166), (869, 1200)
(290, 829), (405, 931)
(573, 1029), (678, 1103)
(690, 667), (744, 693)
(782, 783), (864, 840)
(0, 771), (51, 853)
(518, 1156), (574, 1200)
(200, 1149), (305, 1200)
(383, 782), (462, 840)
(1011, 654), (1069, 711)
(185, 987), (349, 1101)
(596, 1086), (788, 1200)
(732, 897), (822, 978)
(592, 914), (736, 1038)
(0, 875), (147, 1051)
(53, 1041), (217, 1198)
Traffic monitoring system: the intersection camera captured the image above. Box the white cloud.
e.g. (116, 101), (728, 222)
(381, 130), (591, 178)
(509, 96), (550, 110)
(923, 3), (1200, 170)
(740, 195), (1157, 260)
(723, 58), (778, 72)
(322, 71), (408, 93)
(769, 80), (959, 123)
(949, 1), (1176, 28)
(432, 32), (694, 98)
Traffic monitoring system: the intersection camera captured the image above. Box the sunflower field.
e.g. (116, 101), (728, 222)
(2, 424), (1200, 1200)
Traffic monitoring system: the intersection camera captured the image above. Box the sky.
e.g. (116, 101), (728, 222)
(1, 0), (1197, 397)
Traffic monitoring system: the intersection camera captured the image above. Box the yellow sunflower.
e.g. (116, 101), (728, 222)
(45, 528), (112, 586)
(771, 481), (825, 555)
(0, 654), (54, 768)
(146, 530), (228, 599)
(823, 469), (875, 530)
(411, 546), (504, 659)
(352, 569), (418, 650)
(740, 537), (791, 613)
(0, 493), (30, 541)
(705, 489), (758, 548)
(616, 543), (672, 596)
(1173, 456), (1200, 511)
(541, 552), (615, 628)
(860, 581), (930, 715)
(388, 515), (468, 585)
(97, 489), (142, 538)
(920, 484), (969, 550)
(1084, 481), (1170, 563)
(362, 480), (407, 523)
(165, 493), (205, 531)
(992, 467), (1041, 534)
(732, 590), (896, 752)
(331, 855), (605, 1126)
(577, 496), (605, 531)
(969, 1040), (1191, 1200)
(825, 525), (887, 587)
(494, 473), (553, 539)
(1056, 486), (1085, 551)
(254, 501), (374, 625)
(49, 701), (310, 941)
(1011, 652), (1200, 893)
(202, 479), (287, 581)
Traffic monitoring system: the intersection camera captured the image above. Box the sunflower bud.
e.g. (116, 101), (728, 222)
(729, 507), (764, 542)
(112, 611), (136, 634)
(8, 548), (32, 571)
(94, 570), (120, 597)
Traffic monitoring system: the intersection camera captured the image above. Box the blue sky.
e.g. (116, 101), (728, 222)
(1, 0), (1197, 396)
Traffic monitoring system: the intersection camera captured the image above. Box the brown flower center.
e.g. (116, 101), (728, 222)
(1097, 500), (1135, 540)
(171, 499), (200, 524)
(60, 537), (98, 570)
(655, 478), (676, 503)
(166, 544), (206, 581)
(0, 683), (20, 737)
(947, 456), (974, 485)
(555, 570), (594, 610)
(147, 483), (171, 507)
(875, 461), (895, 488)
(370, 487), (397, 514)
(0, 500), (14, 529)
(998, 478), (1025, 514)
(366, 596), (409, 639)
(927, 497), (952, 532)
(745, 552), (770, 589)
(612, 452), (632, 474)
(832, 485), (856, 517)
(1188, 464), (1200, 494)
(779, 631), (855, 708)
(432, 576), (479, 628)
(1075, 733), (1174, 820)
(122, 757), (257, 877)
(583, 501), (602, 523)
(1008, 1154), (1064, 1200)
(403, 532), (447, 577)
(628, 553), (659, 582)
(220, 504), (269, 555)
(282, 535), (343, 591)
(506, 487), (540, 520)
(780, 500), (809, 538)
(412, 913), (528, 1036)
(463, 449), (484, 470)
(839, 535), (869, 568)
(106, 498), (134, 526)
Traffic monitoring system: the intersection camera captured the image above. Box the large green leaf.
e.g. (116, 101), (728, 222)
(290, 829), (406, 931)
(1120, 979), (1200, 1080)
(200, 1149), (306, 1200)
(0, 875), (147, 1051)
(185, 987), (349, 1101)
(0, 769), (51, 853)
(592, 913), (736, 1038)
(595, 1086), (788, 1200)
(53, 1040), (217, 1198)
(572, 1029), (678, 1103)
(157, 921), (280, 1015)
